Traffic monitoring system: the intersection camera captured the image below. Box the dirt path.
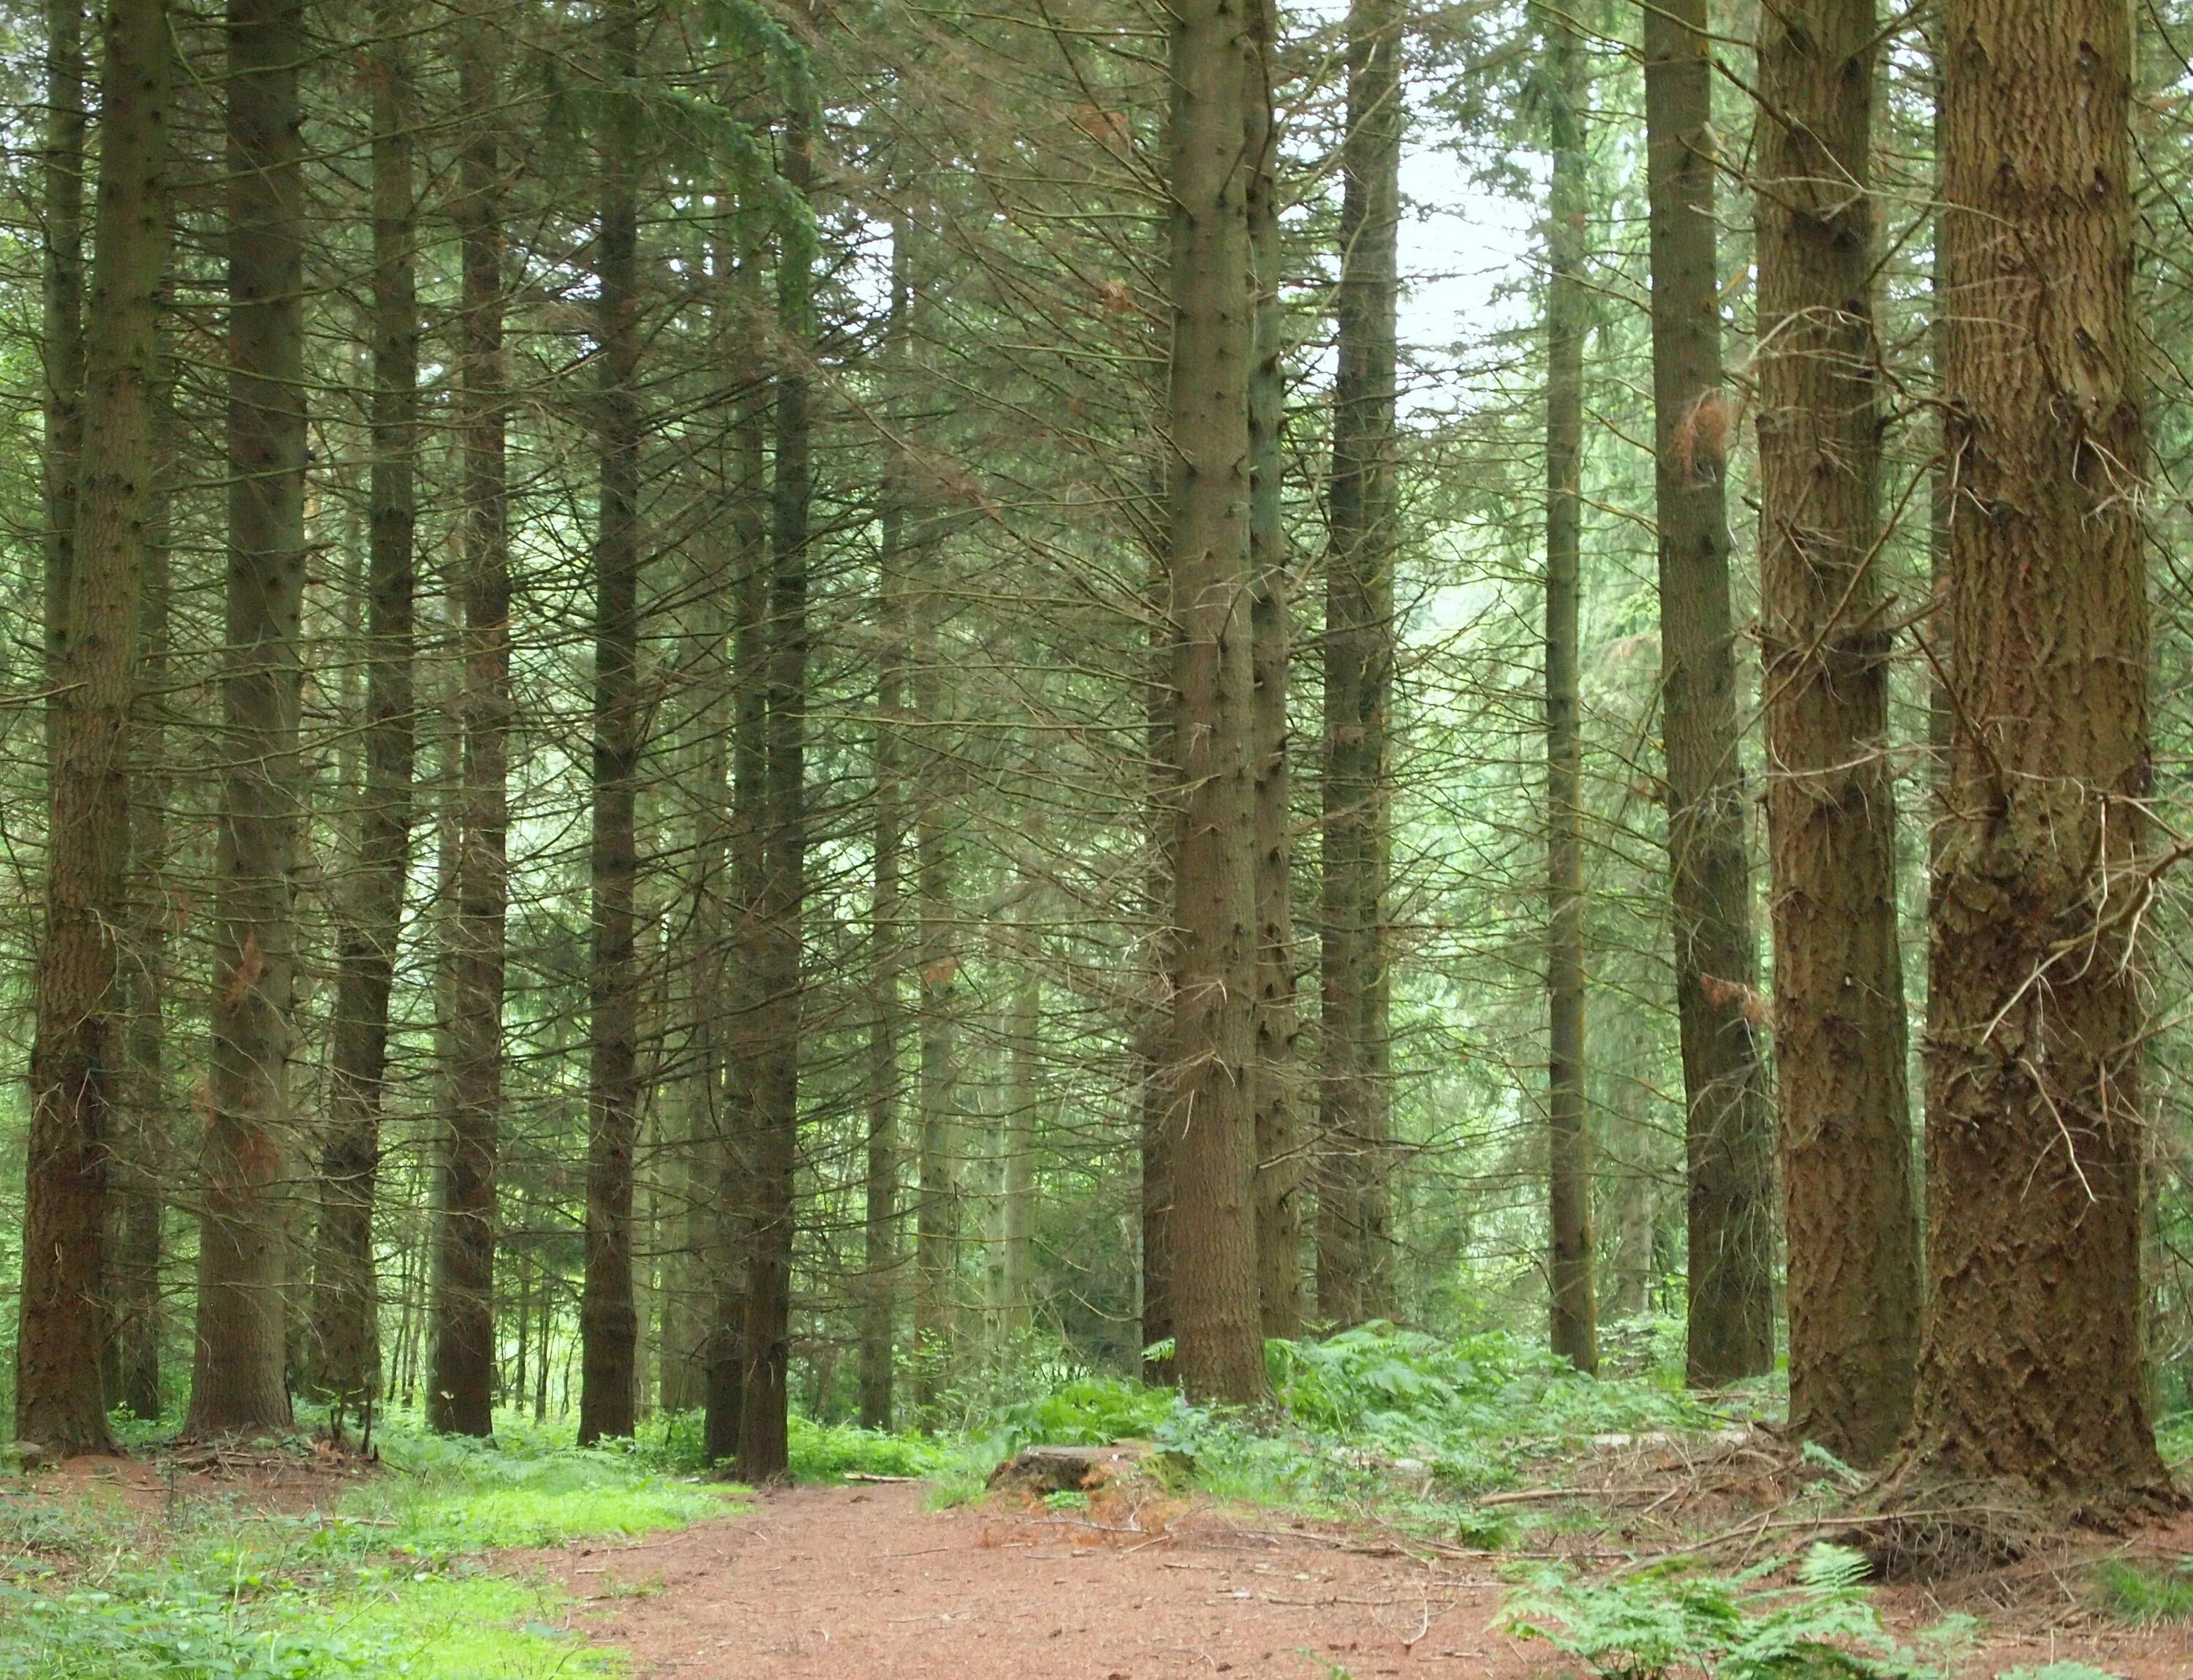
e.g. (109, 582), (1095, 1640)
(550, 1483), (2193, 1680)
(552, 1482), (1529, 1679)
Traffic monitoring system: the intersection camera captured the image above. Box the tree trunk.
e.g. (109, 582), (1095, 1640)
(430, 11), (509, 1439)
(1319, 0), (1401, 1330)
(1542, 1), (1596, 1376)
(42, 0), (85, 772)
(705, 300), (770, 1464)
(1001, 950), (1039, 1337)
(738, 110), (814, 1480)
(912, 568), (958, 1412)
(1246, 0), (1302, 1344)
(580, 0), (644, 1445)
(18, 0), (168, 1458)
(1163, 0), (1266, 1404)
(1640, 0), (1775, 1388)
(863, 220), (912, 1428)
(1141, 608), (1175, 1381)
(1904, 0), (2172, 1509)
(1754, 0), (1917, 1465)
(190, 0), (306, 1438)
(317, 0), (417, 1426)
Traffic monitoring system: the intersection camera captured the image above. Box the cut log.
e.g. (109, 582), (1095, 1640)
(987, 1442), (1148, 1495)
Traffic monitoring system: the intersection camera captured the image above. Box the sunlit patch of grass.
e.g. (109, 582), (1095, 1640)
(2092, 1557), (2193, 1624)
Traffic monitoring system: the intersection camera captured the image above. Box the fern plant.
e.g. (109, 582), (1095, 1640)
(1501, 1545), (1934, 1680)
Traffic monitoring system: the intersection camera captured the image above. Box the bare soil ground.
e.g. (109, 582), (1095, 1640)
(545, 1481), (2193, 1679)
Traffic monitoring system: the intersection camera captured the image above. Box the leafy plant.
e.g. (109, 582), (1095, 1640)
(1502, 1545), (1933, 1680)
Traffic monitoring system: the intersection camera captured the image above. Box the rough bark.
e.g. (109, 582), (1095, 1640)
(1246, 0), (1302, 1343)
(317, 0), (417, 1424)
(1754, 0), (1917, 1465)
(1319, 0), (1401, 1329)
(1902, 0), (2173, 1509)
(42, 0), (85, 768)
(738, 109), (814, 1480)
(1541, 1), (1596, 1375)
(429, 11), (509, 1439)
(18, 0), (168, 1457)
(1640, 0), (1775, 1388)
(1164, 0), (1267, 1404)
(190, 0), (306, 1438)
(1001, 958), (1039, 1337)
(580, 0), (645, 1444)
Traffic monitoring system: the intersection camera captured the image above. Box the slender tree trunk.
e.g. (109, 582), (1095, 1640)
(1541, 1), (1596, 1375)
(580, 0), (645, 1445)
(431, 12), (510, 1438)
(1319, 0), (1401, 1330)
(190, 0), (306, 1437)
(1754, 0), (1917, 1465)
(862, 222), (912, 1427)
(1164, 0), (1265, 1404)
(42, 0), (85, 770)
(912, 570), (958, 1412)
(1140, 637), (1175, 1380)
(1640, 0), (1774, 1388)
(705, 311), (770, 1464)
(1901, 0), (2172, 1509)
(18, 0), (168, 1457)
(1001, 942), (1039, 1337)
(738, 109), (814, 1480)
(1245, 0), (1301, 1344)
(317, 0), (417, 1426)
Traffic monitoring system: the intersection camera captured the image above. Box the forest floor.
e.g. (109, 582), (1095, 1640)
(549, 1473), (2193, 1680)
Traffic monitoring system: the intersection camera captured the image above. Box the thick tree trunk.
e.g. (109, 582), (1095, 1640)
(1164, 0), (1266, 1404)
(738, 113), (814, 1480)
(1246, 0), (1301, 1344)
(430, 13), (509, 1438)
(1640, 0), (1774, 1388)
(317, 0), (417, 1425)
(190, 0), (306, 1438)
(1541, 1), (1596, 1376)
(18, 0), (167, 1458)
(1754, 0), (1917, 1466)
(42, 0), (84, 767)
(1319, 0), (1401, 1330)
(580, 0), (645, 1445)
(1903, 0), (2172, 1509)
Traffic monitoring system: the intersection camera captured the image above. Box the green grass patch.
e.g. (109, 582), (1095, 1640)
(2091, 1558), (2193, 1624)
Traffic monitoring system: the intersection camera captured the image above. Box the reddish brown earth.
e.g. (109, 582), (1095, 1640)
(548, 1483), (2193, 1680)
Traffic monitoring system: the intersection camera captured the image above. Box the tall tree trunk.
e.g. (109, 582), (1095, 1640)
(1140, 632), (1175, 1380)
(1001, 937), (1039, 1337)
(115, 447), (172, 1423)
(18, 0), (168, 1457)
(1640, 0), (1774, 1388)
(430, 11), (510, 1439)
(190, 0), (306, 1437)
(738, 107), (814, 1480)
(912, 571), (958, 1412)
(580, 0), (645, 1445)
(1318, 0), (1401, 1330)
(1541, 1), (1596, 1375)
(1902, 0), (2171, 1509)
(1246, 0), (1301, 1344)
(42, 0), (85, 771)
(705, 307), (770, 1464)
(1164, 0), (1265, 1404)
(1754, 0), (1917, 1465)
(862, 220), (912, 1428)
(317, 0), (417, 1426)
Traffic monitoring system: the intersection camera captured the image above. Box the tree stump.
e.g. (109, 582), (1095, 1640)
(987, 1443), (1148, 1495)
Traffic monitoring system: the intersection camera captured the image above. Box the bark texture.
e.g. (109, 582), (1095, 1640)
(191, 0), (307, 1437)
(19, 0), (168, 1457)
(1905, 0), (2173, 1508)
(429, 12), (509, 1438)
(1319, 0), (1401, 1328)
(580, 0), (645, 1444)
(1641, 0), (1775, 1387)
(1754, 0), (1917, 1466)
(1164, 0), (1267, 1404)
(317, 0), (417, 1423)
(1542, 1), (1596, 1375)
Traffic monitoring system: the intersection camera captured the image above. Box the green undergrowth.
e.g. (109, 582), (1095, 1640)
(2091, 1556), (2193, 1623)
(0, 1411), (746, 1680)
